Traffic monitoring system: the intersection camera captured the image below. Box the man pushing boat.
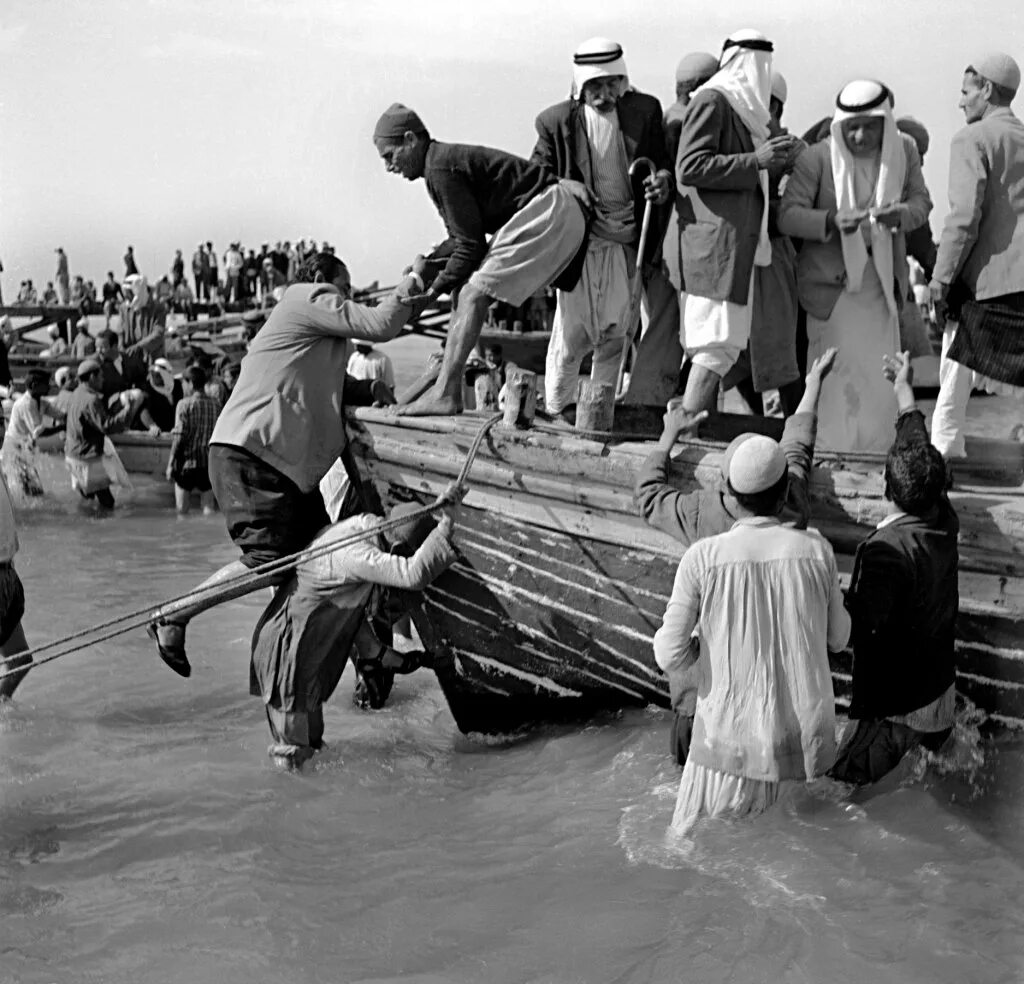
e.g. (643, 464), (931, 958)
(147, 252), (425, 675)
(371, 102), (593, 416)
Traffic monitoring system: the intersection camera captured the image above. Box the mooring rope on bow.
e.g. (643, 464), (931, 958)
(0, 412), (504, 682)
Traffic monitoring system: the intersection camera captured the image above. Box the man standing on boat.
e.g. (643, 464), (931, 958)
(654, 432), (850, 834)
(531, 37), (678, 414)
(635, 347), (836, 766)
(928, 52), (1024, 460)
(371, 103), (592, 417)
(675, 29), (800, 416)
(147, 252), (425, 677)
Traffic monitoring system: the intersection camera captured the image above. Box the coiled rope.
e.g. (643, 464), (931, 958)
(0, 412), (503, 682)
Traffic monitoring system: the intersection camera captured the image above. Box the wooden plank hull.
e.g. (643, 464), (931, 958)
(348, 409), (1024, 734)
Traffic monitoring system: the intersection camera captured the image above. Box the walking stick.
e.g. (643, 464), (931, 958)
(615, 156), (658, 399)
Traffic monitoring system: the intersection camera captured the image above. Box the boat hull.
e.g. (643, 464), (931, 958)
(349, 409), (1024, 734)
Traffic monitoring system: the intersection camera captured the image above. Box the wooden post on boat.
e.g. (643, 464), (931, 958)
(575, 380), (615, 433)
(501, 368), (537, 429)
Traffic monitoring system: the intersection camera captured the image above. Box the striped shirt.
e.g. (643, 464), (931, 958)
(169, 393), (219, 472)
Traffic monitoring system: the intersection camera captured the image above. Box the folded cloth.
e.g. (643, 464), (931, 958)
(948, 299), (1024, 386)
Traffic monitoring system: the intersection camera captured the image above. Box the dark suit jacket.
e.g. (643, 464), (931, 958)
(675, 90), (764, 304)
(531, 91), (673, 265)
(845, 409), (959, 721)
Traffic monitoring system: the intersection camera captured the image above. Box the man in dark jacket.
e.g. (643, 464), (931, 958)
(532, 37), (678, 411)
(675, 29), (798, 415)
(372, 103), (592, 416)
(830, 351), (959, 784)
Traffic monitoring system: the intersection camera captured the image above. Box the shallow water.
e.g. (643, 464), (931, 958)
(2, 394), (1024, 983)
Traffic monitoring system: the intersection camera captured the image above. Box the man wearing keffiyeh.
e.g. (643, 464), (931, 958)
(675, 29), (799, 416)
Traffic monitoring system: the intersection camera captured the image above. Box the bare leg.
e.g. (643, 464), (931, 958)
(681, 364), (721, 414)
(200, 490), (216, 515)
(0, 623), (31, 700)
(174, 484), (190, 515)
(395, 284), (491, 417)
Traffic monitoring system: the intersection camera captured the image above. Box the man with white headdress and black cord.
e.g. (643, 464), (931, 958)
(779, 78), (931, 451)
(532, 37), (676, 415)
(675, 29), (801, 417)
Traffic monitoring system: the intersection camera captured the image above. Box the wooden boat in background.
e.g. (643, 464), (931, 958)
(347, 406), (1024, 734)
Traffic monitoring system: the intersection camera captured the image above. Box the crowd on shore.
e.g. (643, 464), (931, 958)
(1, 27), (1021, 846)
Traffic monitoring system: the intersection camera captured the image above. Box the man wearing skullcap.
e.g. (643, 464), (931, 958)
(929, 53), (1024, 460)
(662, 51), (719, 297)
(372, 102), (591, 416)
(636, 347), (836, 767)
(665, 52), (719, 164)
(653, 410), (850, 835)
(779, 78), (932, 451)
(531, 37), (677, 412)
(675, 29), (801, 416)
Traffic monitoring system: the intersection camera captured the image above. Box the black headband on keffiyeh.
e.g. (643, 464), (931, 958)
(836, 82), (892, 113)
(574, 44), (624, 65)
(722, 38), (773, 54)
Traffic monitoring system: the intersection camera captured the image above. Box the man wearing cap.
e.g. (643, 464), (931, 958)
(664, 52), (719, 166)
(147, 251), (425, 677)
(250, 502), (459, 768)
(372, 102), (591, 416)
(531, 37), (676, 413)
(63, 357), (133, 509)
(929, 52), (1024, 460)
(636, 347), (836, 766)
(675, 29), (801, 416)
(896, 116), (937, 278)
(654, 426), (850, 834)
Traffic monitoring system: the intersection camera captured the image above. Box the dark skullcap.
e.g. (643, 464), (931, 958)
(896, 116), (929, 156)
(373, 103), (428, 142)
(675, 51), (718, 84)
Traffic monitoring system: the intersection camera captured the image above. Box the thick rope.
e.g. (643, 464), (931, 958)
(0, 413), (503, 682)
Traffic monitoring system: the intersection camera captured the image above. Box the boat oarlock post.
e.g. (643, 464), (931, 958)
(614, 155), (657, 401)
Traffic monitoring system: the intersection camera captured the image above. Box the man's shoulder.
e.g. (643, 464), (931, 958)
(535, 100), (573, 130)
(620, 88), (663, 120)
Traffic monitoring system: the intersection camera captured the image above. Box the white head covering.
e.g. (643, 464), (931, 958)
(770, 71), (788, 104)
(54, 366), (72, 388)
(697, 29), (774, 266)
(830, 79), (906, 317)
(148, 358), (175, 400)
(571, 37), (629, 99)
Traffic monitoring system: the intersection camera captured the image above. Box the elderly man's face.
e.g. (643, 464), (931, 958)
(840, 116), (884, 156)
(581, 76), (624, 112)
(959, 72), (990, 124)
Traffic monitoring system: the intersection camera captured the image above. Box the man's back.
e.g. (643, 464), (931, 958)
(935, 108), (1024, 298)
(656, 517), (850, 781)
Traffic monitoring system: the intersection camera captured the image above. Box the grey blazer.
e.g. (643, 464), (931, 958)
(777, 134), (931, 321)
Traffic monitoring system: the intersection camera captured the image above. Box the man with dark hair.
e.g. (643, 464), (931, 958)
(930, 52), (1024, 459)
(124, 245), (138, 278)
(372, 102), (591, 416)
(653, 421), (850, 833)
(166, 365), (219, 515)
(147, 252), (425, 676)
(831, 352), (958, 785)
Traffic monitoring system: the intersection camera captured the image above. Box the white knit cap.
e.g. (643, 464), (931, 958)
(969, 52), (1021, 94)
(727, 434), (787, 494)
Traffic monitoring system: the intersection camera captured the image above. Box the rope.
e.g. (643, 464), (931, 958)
(0, 412), (503, 682)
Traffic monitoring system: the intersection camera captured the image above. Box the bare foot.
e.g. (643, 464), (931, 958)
(391, 390), (463, 417)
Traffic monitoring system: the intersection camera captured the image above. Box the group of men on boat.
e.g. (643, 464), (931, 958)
(2, 29), (1020, 832)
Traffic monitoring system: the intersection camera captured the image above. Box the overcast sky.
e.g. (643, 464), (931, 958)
(1, 0), (1021, 293)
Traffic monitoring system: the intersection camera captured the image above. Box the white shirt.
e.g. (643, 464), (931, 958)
(654, 516), (851, 781)
(346, 349), (395, 389)
(0, 469), (19, 561)
(5, 392), (44, 448)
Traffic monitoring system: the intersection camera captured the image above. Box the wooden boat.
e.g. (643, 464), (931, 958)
(346, 406), (1024, 734)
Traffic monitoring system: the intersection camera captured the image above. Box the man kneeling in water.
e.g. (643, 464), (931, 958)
(250, 502), (458, 768)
